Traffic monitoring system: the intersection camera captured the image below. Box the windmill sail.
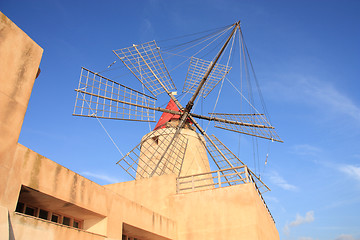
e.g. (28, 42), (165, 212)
(113, 40), (176, 97)
(73, 67), (156, 122)
(205, 134), (246, 185)
(204, 134), (270, 193)
(183, 57), (232, 98)
(209, 113), (283, 142)
(117, 128), (188, 179)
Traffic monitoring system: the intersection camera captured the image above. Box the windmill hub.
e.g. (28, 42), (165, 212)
(153, 99), (195, 131)
(162, 118), (196, 131)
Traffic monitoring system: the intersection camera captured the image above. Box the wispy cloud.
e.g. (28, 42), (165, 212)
(335, 234), (358, 240)
(266, 77), (360, 122)
(289, 211), (315, 227)
(268, 171), (297, 191)
(302, 79), (360, 121)
(291, 144), (322, 156)
(322, 196), (360, 210)
(284, 211), (315, 235)
(140, 19), (155, 41)
(81, 171), (120, 184)
(339, 165), (360, 182)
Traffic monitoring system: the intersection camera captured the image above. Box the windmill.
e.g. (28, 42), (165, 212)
(73, 21), (282, 195)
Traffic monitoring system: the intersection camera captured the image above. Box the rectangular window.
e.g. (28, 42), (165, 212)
(62, 216), (71, 226)
(73, 220), (81, 229)
(51, 214), (59, 223)
(24, 206), (36, 216)
(38, 209), (49, 220)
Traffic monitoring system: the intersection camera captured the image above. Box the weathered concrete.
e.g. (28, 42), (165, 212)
(171, 184), (278, 240)
(106, 174), (279, 240)
(0, 10), (43, 210)
(10, 144), (176, 239)
(0, 206), (10, 239)
(105, 174), (177, 219)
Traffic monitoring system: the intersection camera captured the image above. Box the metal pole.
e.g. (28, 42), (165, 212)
(174, 21), (240, 134)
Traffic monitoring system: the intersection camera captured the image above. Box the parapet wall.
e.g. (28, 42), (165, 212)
(171, 183), (279, 240)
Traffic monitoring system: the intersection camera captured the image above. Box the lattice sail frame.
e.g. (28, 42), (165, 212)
(116, 128), (188, 179)
(210, 113), (282, 142)
(183, 57), (232, 98)
(204, 135), (269, 193)
(205, 134), (245, 184)
(73, 68), (156, 122)
(113, 40), (176, 97)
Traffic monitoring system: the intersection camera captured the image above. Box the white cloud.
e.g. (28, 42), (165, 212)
(302, 79), (360, 121)
(334, 234), (356, 240)
(284, 211), (315, 235)
(289, 211), (315, 227)
(339, 165), (360, 182)
(81, 171), (120, 184)
(140, 19), (155, 41)
(266, 77), (360, 122)
(291, 144), (322, 156)
(268, 171), (297, 191)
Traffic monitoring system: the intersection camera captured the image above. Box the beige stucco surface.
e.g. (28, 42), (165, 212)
(105, 174), (177, 219)
(10, 212), (106, 240)
(0, 11), (43, 210)
(9, 144), (176, 239)
(171, 184), (279, 240)
(106, 174), (279, 240)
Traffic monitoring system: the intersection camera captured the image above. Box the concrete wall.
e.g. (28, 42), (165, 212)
(105, 174), (279, 240)
(171, 184), (279, 240)
(10, 213), (106, 240)
(0, 10), (43, 210)
(105, 175), (177, 219)
(9, 144), (176, 240)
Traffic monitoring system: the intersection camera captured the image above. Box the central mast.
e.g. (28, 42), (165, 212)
(148, 21), (240, 177)
(178, 21), (240, 129)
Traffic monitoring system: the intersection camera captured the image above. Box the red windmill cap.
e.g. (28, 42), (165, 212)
(153, 99), (192, 131)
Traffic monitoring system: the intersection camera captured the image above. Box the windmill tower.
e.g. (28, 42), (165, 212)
(73, 21), (282, 239)
(136, 99), (211, 180)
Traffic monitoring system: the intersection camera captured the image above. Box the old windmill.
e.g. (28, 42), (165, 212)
(73, 21), (282, 194)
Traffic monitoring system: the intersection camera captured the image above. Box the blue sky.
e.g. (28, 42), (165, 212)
(2, 1), (360, 239)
